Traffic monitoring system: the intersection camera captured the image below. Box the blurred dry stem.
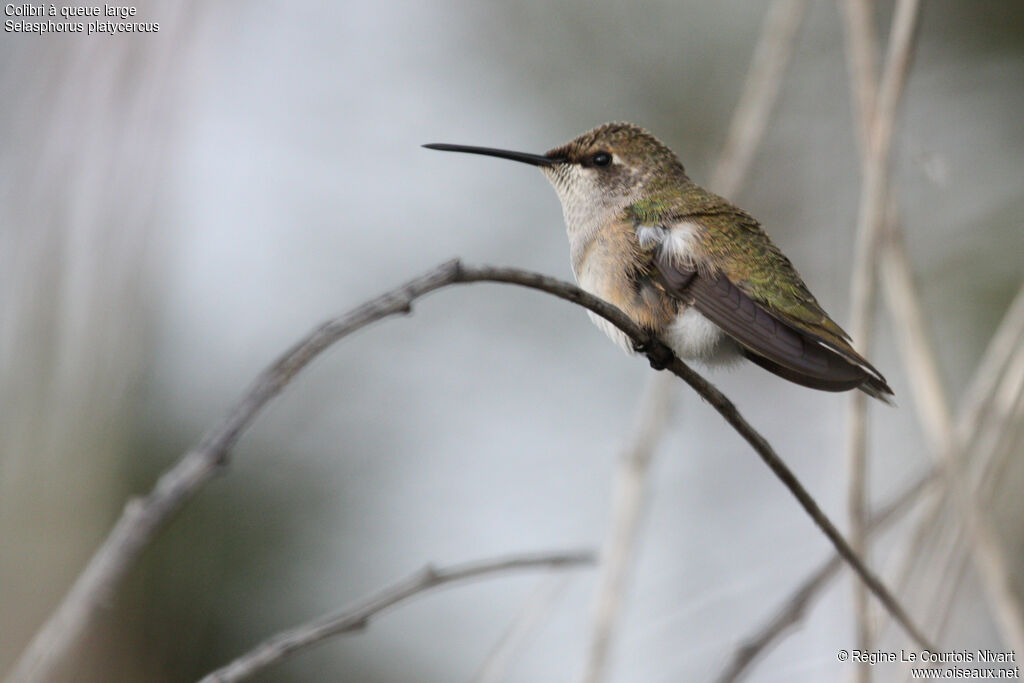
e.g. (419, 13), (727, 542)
(579, 1), (807, 680)
(932, 345), (1024, 653)
(839, 0), (879, 152)
(839, 0), (1024, 656)
(956, 284), (1024, 446)
(717, 280), (1024, 679)
(579, 374), (674, 683)
(471, 575), (572, 683)
(878, 219), (953, 452)
(0, 5), (197, 678)
(719, 0), (1024, 674)
(198, 551), (594, 683)
(890, 346), (1024, 680)
(875, 276), (1024, 654)
(840, 0), (921, 671)
(3, 3), (1021, 682)
(716, 469), (936, 683)
(708, 0), (808, 199)
(8, 259), (934, 682)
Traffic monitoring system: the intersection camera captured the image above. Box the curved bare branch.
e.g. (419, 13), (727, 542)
(199, 550), (594, 683)
(7, 260), (933, 683)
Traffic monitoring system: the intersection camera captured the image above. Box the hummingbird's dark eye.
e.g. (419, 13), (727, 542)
(591, 152), (612, 167)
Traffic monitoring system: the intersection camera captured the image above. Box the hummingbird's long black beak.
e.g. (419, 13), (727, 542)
(422, 143), (565, 167)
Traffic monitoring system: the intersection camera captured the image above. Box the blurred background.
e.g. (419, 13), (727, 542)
(1, 1), (1022, 681)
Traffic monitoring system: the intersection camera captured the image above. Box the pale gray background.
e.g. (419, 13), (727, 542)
(1, 1), (1022, 680)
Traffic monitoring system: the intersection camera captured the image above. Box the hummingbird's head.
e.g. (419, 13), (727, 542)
(539, 122), (688, 220)
(424, 122), (687, 232)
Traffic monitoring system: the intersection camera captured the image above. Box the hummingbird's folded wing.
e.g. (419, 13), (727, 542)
(632, 184), (893, 399)
(652, 249), (893, 400)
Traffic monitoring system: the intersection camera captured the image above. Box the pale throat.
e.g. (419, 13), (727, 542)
(543, 167), (634, 276)
(544, 168), (737, 365)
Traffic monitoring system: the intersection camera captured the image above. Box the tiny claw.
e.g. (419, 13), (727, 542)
(633, 337), (673, 371)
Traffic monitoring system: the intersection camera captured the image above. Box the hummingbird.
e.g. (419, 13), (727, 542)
(424, 122), (893, 401)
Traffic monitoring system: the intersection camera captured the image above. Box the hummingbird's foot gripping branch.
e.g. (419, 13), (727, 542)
(631, 337), (674, 371)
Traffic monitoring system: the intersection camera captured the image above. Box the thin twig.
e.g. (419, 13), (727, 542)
(899, 375), (1024, 682)
(895, 522), (970, 683)
(839, 0), (878, 153)
(654, 353), (934, 652)
(709, 0), (808, 198)
(717, 278), (1024, 679)
(870, 285), (1024, 648)
(947, 344), (1024, 652)
(471, 574), (572, 683)
(896, 504), (959, 640)
(885, 489), (950, 633)
(7, 260), (935, 683)
(715, 469), (936, 683)
(954, 283), (1024, 446)
(878, 222), (954, 451)
(579, 1), (808, 679)
(840, 0), (922, 667)
(922, 554), (971, 677)
(870, 274), (1024, 652)
(457, 266), (937, 655)
(840, 0), (884, 668)
(873, 249), (1024, 649)
(933, 356), (1024, 649)
(198, 551), (594, 683)
(5, 262), (473, 683)
(579, 375), (674, 683)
